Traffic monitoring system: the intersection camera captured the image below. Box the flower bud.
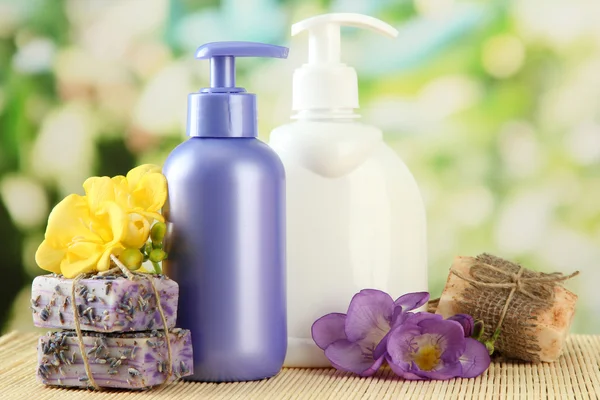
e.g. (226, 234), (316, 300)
(149, 248), (167, 263)
(447, 313), (474, 337)
(472, 320), (485, 340)
(122, 213), (151, 249)
(151, 222), (166, 245)
(119, 248), (144, 271)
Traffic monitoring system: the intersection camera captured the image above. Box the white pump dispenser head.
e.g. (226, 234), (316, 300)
(291, 13), (398, 114)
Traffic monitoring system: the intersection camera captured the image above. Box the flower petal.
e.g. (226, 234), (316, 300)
(97, 245), (122, 272)
(419, 318), (466, 363)
(126, 164), (162, 189)
(105, 202), (127, 243)
(111, 176), (130, 207)
(345, 289), (395, 343)
(111, 165), (167, 219)
(393, 369), (426, 381)
(404, 312), (444, 327)
(83, 176), (115, 214)
(414, 360), (462, 380)
(35, 240), (65, 274)
(459, 338), (491, 378)
(45, 194), (102, 245)
(386, 355), (426, 380)
(386, 324), (422, 365)
(136, 210), (165, 223)
(60, 245), (102, 278)
(67, 241), (100, 259)
(324, 339), (384, 377)
(394, 292), (430, 312)
(373, 331), (390, 360)
(312, 313), (347, 350)
(132, 173), (167, 212)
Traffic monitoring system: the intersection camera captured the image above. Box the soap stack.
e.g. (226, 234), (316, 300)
(31, 272), (193, 389)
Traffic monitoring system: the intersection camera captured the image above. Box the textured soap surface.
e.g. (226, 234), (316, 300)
(31, 274), (178, 332)
(37, 329), (193, 389)
(436, 256), (578, 362)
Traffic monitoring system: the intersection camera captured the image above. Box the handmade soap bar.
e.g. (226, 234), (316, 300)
(436, 255), (578, 362)
(37, 329), (193, 389)
(31, 273), (178, 332)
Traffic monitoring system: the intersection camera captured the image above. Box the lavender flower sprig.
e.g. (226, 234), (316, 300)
(312, 289), (491, 380)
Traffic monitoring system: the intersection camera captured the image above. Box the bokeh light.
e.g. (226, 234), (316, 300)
(0, 0), (598, 335)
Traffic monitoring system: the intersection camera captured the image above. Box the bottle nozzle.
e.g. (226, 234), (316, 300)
(292, 13), (398, 65)
(195, 41), (289, 92)
(188, 41), (288, 137)
(290, 13), (398, 113)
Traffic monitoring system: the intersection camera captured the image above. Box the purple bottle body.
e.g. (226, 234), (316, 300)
(162, 42), (288, 382)
(163, 137), (286, 382)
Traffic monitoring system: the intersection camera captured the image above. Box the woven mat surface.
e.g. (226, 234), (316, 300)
(1, 332), (599, 399)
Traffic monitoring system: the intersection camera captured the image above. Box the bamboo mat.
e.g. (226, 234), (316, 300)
(1, 332), (599, 399)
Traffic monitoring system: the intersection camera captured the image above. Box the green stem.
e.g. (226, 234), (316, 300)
(491, 328), (501, 341)
(484, 328), (502, 355)
(151, 261), (161, 274)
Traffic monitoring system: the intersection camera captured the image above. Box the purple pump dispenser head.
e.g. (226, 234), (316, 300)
(187, 41), (289, 138)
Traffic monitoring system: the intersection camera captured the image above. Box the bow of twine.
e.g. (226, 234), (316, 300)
(450, 256), (579, 354)
(70, 254), (173, 391)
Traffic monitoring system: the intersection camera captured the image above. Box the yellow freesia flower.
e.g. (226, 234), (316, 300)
(36, 165), (167, 277)
(35, 194), (127, 278)
(83, 164), (167, 223)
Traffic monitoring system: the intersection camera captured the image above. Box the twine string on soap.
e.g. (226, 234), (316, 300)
(450, 258), (580, 347)
(450, 263), (580, 301)
(71, 273), (101, 391)
(148, 277), (174, 385)
(70, 255), (174, 391)
(110, 254), (174, 387)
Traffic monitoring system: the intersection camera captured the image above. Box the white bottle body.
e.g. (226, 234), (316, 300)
(269, 119), (428, 367)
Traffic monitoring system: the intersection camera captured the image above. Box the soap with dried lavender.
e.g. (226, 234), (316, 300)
(31, 273), (178, 332)
(37, 329), (193, 389)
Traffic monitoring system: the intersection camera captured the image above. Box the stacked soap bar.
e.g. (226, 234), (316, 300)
(37, 330), (192, 389)
(32, 273), (193, 389)
(31, 274), (178, 332)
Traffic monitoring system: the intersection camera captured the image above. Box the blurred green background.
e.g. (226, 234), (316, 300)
(0, 0), (598, 334)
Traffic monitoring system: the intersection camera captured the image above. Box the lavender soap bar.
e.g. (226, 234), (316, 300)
(37, 329), (193, 389)
(31, 274), (178, 332)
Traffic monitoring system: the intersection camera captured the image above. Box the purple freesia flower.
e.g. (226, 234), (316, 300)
(386, 313), (490, 380)
(311, 289), (429, 376)
(312, 289), (490, 380)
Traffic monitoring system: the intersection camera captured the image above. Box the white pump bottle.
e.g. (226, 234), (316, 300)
(270, 13), (428, 367)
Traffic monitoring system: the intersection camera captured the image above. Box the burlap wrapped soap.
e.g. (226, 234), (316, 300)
(435, 254), (578, 362)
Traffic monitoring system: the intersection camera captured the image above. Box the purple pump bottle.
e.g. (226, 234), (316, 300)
(162, 42), (288, 382)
